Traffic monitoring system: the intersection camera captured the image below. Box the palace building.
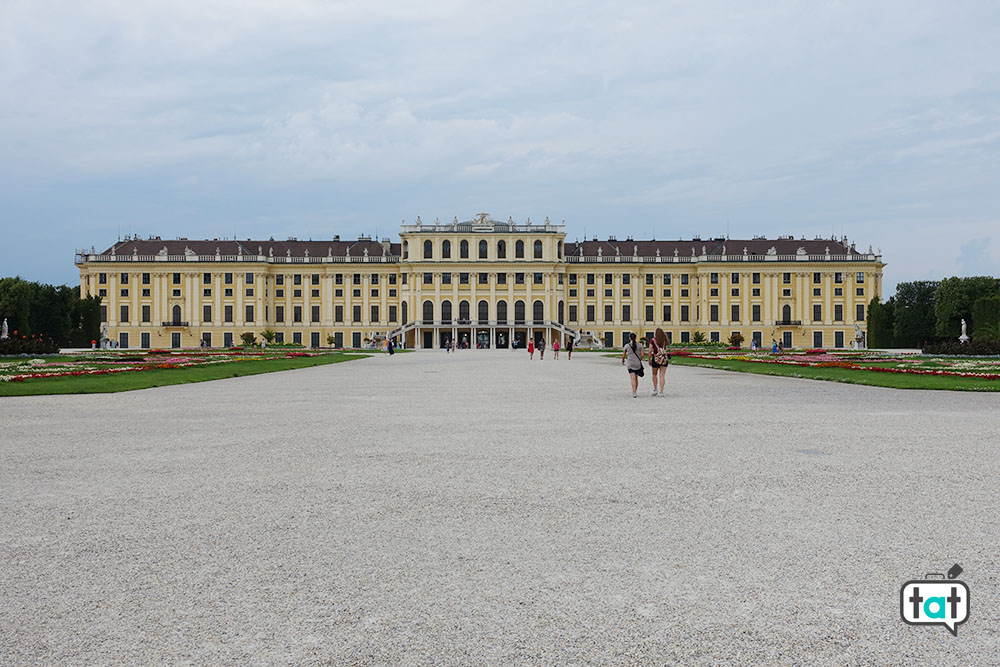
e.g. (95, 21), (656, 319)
(76, 214), (885, 350)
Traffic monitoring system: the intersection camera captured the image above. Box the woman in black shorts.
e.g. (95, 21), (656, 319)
(647, 327), (670, 396)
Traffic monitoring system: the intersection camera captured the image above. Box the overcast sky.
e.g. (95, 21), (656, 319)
(2, 1), (999, 294)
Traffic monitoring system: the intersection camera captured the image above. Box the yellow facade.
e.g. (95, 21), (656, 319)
(77, 215), (885, 350)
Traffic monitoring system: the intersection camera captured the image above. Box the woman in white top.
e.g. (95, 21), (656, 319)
(621, 332), (645, 398)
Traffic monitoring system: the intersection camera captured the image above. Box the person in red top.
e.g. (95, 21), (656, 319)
(528, 338), (535, 359)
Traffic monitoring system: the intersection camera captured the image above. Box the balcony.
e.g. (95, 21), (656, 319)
(161, 321), (190, 327)
(774, 320), (802, 326)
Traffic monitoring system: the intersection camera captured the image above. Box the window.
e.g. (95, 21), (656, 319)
(333, 274), (342, 285)
(605, 289), (612, 297)
(352, 289), (360, 298)
(245, 305), (254, 323)
(352, 273), (361, 285)
(98, 272), (108, 285)
(533, 240), (543, 259)
(100, 305), (107, 321)
(663, 274), (671, 285)
(276, 306), (285, 322)
(710, 305), (719, 321)
(460, 272), (469, 284)
(515, 240), (524, 258)
(142, 273), (150, 285)
(622, 305), (631, 322)
(710, 332), (720, 342)
(388, 274), (396, 285)
(423, 273), (433, 285)
(120, 289), (128, 297)
(646, 274), (654, 285)
(172, 273), (181, 285)
(117, 272), (129, 285)
(834, 272), (844, 284)
(402, 241), (408, 260)
(834, 304), (844, 321)
(835, 288), (843, 296)
(225, 273), (234, 284)
(334, 306), (342, 322)
(479, 272), (489, 285)
(515, 273), (525, 285)
(645, 305), (654, 322)
(497, 273), (507, 285)
(622, 289), (630, 298)
(423, 240), (433, 259)
(586, 273), (595, 285)
(710, 288), (718, 297)
(497, 240), (506, 259)
(586, 289), (595, 297)
(646, 289), (653, 298)
(622, 274), (631, 285)
(856, 272), (865, 284)
(460, 300), (471, 321)
(312, 305), (320, 323)
(731, 273), (740, 284)
(586, 305), (595, 322)
(497, 300), (508, 323)
(533, 300), (544, 322)
(313, 289), (320, 298)
(663, 289), (671, 297)
(604, 273), (613, 284)
(731, 304), (739, 322)
(857, 304), (865, 321)
(225, 305), (234, 323)
(515, 300), (526, 322)
(604, 305), (613, 321)
(353, 305), (362, 322)
(370, 305), (379, 322)
(370, 289), (378, 297)
(172, 289), (181, 297)
(680, 274), (689, 285)
(835, 331), (844, 348)
(569, 305), (577, 322)
(479, 240), (488, 259)
(813, 304), (822, 322)
(680, 331), (690, 343)
(680, 305), (690, 322)
(423, 301), (434, 323)
(478, 300), (488, 322)
(246, 272), (255, 285)
(203, 305), (211, 322)
(293, 305), (302, 323)
(752, 288), (760, 297)
(814, 272), (822, 284)
(731, 288), (739, 297)
(246, 289), (254, 297)
(142, 305), (150, 323)
(681, 289), (688, 297)
(752, 272), (760, 284)
(120, 305), (129, 322)
(442, 272), (451, 285)
(710, 272), (719, 284)
(442, 240), (451, 258)
(389, 305), (397, 322)
(782, 289), (791, 297)
(276, 275), (285, 286)
(663, 305), (672, 321)
(813, 288), (821, 296)
(203, 289), (211, 297)
(533, 273), (543, 285)
(814, 331), (823, 348)
(752, 304), (761, 322)
(783, 272), (791, 284)
(460, 240), (469, 258)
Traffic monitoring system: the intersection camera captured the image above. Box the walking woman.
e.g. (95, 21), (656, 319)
(539, 337), (546, 360)
(528, 337), (535, 359)
(647, 327), (670, 395)
(552, 338), (560, 359)
(621, 332), (645, 398)
(566, 335), (574, 360)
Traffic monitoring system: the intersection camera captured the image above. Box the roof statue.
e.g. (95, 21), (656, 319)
(415, 216), (422, 226)
(615, 245), (620, 256)
(767, 246), (777, 256)
(597, 247), (603, 257)
(825, 246), (831, 256)
(258, 246), (262, 255)
(157, 246), (168, 257)
(691, 247), (696, 257)
(743, 246), (748, 256)
(674, 248), (679, 257)
(701, 245), (707, 256)
(545, 216), (551, 225)
(345, 246), (350, 257)
(237, 245), (243, 256)
(132, 247), (138, 258)
(796, 247), (807, 256)
(304, 248), (309, 258)
(363, 248), (369, 257)
(286, 249), (291, 257)
(216, 247), (221, 257)
(633, 245), (638, 257)
(268, 247), (273, 257)
(656, 248), (661, 257)
(721, 245), (726, 256)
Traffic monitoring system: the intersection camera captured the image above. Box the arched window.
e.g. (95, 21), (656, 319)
(441, 300), (452, 323)
(459, 300), (470, 321)
(533, 300), (544, 322)
(514, 300), (525, 323)
(557, 241), (563, 259)
(478, 300), (489, 322)
(558, 300), (564, 324)
(497, 240), (506, 259)
(423, 240), (433, 259)
(401, 301), (408, 324)
(172, 304), (182, 324)
(534, 240), (543, 259)
(782, 304), (792, 323)
(515, 240), (525, 258)
(402, 241), (408, 260)
(423, 300), (434, 323)
(460, 240), (469, 259)
(479, 239), (488, 259)
(442, 240), (451, 259)
(497, 300), (508, 324)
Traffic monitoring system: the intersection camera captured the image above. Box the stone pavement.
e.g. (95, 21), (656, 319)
(1, 350), (998, 663)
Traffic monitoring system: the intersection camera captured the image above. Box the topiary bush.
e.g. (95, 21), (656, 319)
(0, 334), (60, 355)
(922, 339), (1000, 355)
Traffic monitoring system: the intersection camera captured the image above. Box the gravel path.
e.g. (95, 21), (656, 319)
(2, 351), (998, 664)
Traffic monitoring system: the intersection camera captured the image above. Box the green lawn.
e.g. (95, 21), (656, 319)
(664, 355), (1000, 391)
(0, 352), (370, 397)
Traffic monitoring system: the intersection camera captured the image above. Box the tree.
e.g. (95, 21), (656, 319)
(972, 294), (1000, 341)
(692, 331), (706, 343)
(0, 278), (101, 347)
(934, 276), (1000, 337)
(867, 295), (895, 348)
(893, 281), (939, 348)
(727, 331), (744, 347)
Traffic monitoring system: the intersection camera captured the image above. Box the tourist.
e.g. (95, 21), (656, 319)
(538, 337), (545, 360)
(387, 338), (395, 356)
(566, 335), (573, 360)
(621, 332), (644, 398)
(771, 339), (779, 354)
(528, 337), (535, 359)
(647, 327), (669, 396)
(552, 338), (560, 359)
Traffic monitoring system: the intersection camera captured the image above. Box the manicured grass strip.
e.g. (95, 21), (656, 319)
(0, 353), (370, 396)
(665, 355), (1000, 392)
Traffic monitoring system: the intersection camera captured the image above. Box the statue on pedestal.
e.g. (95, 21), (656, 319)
(959, 319), (970, 343)
(1, 318), (8, 339)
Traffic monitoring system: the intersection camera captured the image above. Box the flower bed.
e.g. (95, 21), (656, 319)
(0, 349), (321, 383)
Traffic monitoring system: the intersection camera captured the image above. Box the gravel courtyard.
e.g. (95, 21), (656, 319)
(2, 350), (998, 664)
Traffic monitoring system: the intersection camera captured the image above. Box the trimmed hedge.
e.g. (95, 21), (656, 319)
(0, 335), (60, 355)
(922, 339), (1000, 356)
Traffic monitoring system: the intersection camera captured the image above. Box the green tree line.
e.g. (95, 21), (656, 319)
(0, 277), (102, 347)
(867, 276), (1000, 347)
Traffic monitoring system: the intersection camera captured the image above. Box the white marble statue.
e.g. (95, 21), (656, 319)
(959, 319), (970, 343)
(1, 318), (8, 339)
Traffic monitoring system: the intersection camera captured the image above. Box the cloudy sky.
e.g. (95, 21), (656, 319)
(2, 1), (999, 293)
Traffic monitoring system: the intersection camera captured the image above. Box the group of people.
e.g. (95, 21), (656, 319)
(526, 336), (573, 360)
(621, 327), (670, 398)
